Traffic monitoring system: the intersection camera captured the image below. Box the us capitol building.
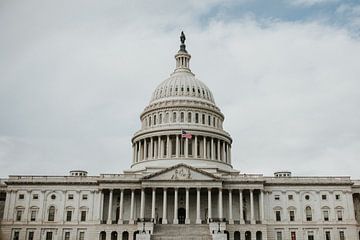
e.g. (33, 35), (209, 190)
(1, 33), (360, 240)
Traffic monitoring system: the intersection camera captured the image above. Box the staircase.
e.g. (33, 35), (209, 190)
(151, 224), (212, 240)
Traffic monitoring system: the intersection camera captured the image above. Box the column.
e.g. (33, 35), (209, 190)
(144, 138), (147, 160)
(207, 189), (212, 223)
(250, 190), (255, 224)
(225, 144), (229, 163)
(99, 190), (104, 223)
(228, 189), (234, 224)
(176, 135), (180, 158)
(132, 144), (136, 163)
(137, 142), (141, 162)
(107, 190), (113, 224)
(166, 135), (170, 158)
(211, 138), (215, 160)
(129, 189), (135, 224)
(185, 188), (190, 224)
(196, 188), (201, 224)
(194, 135), (198, 158)
(162, 189), (168, 224)
(229, 146), (231, 163)
(118, 189), (124, 224)
(203, 137), (207, 159)
(185, 138), (189, 158)
(140, 188), (145, 219)
(239, 190), (244, 224)
(173, 188), (178, 224)
(217, 140), (221, 160)
(158, 136), (161, 158)
(260, 190), (264, 223)
(154, 140), (158, 159)
(3, 190), (11, 221)
(151, 188), (156, 220)
(222, 142), (226, 162)
(150, 137), (153, 159)
(218, 188), (223, 220)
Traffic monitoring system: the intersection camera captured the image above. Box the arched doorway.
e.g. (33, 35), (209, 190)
(122, 231), (128, 240)
(256, 231), (262, 240)
(245, 231), (251, 240)
(133, 230), (139, 240)
(234, 231), (240, 240)
(224, 230), (230, 240)
(99, 231), (106, 240)
(111, 231), (118, 240)
(178, 208), (186, 224)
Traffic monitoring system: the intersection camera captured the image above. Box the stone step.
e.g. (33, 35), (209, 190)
(151, 224), (212, 240)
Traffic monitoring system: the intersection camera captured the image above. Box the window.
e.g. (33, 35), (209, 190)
(276, 232), (282, 240)
(307, 231), (314, 240)
(159, 113), (162, 124)
(48, 206), (55, 221)
(337, 210), (343, 221)
(19, 194), (24, 200)
(289, 210), (295, 221)
(213, 117), (215, 126)
(288, 195), (293, 200)
(13, 231), (19, 240)
(28, 231), (34, 240)
(16, 210), (22, 221)
(323, 210), (329, 221)
(180, 112), (184, 122)
(66, 211), (72, 221)
(195, 113), (199, 123)
(339, 231), (345, 240)
(153, 115), (156, 125)
(30, 210), (37, 221)
(274, 195), (280, 200)
(306, 206), (312, 221)
(325, 231), (331, 240)
(79, 232), (85, 240)
(208, 116), (211, 125)
(80, 211), (86, 221)
(335, 194), (341, 200)
(82, 194), (88, 200)
(291, 232), (296, 240)
(32, 194), (39, 200)
(305, 195), (310, 200)
(64, 232), (70, 240)
(46, 232), (53, 240)
(172, 112), (176, 122)
(275, 211), (281, 221)
(50, 194), (56, 200)
(202, 114), (205, 124)
(187, 112), (191, 123)
(68, 194), (74, 200)
(322, 194), (327, 200)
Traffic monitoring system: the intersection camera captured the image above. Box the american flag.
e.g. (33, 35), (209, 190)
(181, 130), (192, 139)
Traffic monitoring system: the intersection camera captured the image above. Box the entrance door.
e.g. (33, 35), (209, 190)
(178, 208), (186, 224)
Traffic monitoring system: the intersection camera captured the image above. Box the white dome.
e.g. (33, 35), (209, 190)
(150, 71), (215, 104)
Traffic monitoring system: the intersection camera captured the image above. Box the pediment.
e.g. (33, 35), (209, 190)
(142, 164), (219, 181)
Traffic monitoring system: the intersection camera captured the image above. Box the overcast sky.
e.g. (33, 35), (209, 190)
(0, 0), (360, 178)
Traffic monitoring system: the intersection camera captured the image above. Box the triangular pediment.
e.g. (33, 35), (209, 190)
(142, 164), (220, 181)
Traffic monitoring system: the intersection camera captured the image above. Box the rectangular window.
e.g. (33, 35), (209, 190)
(82, 194), (88, 200)
(46, 232), (53, 240)
(19, 194), (24, 200)
(275, 211), (281, 221)
(79, 232), (85, 240)
(276, 232), (282, 240)
(28, 232), (34, 240)
(195, 113), (199, 123)
(335, 194), (341, 200)
(66, 211), (72, 221)
(64, 232), (70, 240)
(80, 211), (86, 221)
(291, 232), (296, 240)
(325, 231), (331, 240)
(13, 231), (20, 240)
(323, 210), (329, 221)
(68, 194), (74, 200)
(32, 194), (39, 200)
(307, 231), (314, 240)
(339, 231), (345, 240)
(337, 210), (343, 221)
(288, 195), (293, 200)
(16, 210), (22, 221)
(30, 210), (36, 221)
(289, 210), (295, 221)
(322, 194), (327, 200)
(274, 195), (280, 200)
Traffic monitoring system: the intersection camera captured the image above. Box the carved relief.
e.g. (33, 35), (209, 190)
(171, 167), (191, 180)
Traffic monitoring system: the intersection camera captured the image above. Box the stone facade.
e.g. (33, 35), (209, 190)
(0, 33), (360, 240)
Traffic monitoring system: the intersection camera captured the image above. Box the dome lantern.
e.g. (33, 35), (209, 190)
(174, 31), (192, 74)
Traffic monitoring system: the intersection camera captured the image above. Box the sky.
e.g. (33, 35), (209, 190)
(0, 0), (360, 178)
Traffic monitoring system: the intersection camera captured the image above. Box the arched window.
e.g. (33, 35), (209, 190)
(48, 206), (55, 221)
(153, 115), (156, 125)
(306, 206), (312, 221)
(122, 231), (128, 240)
(165, 112), (169, 123)
(111, 231), (117, 240)
(202, 114), (205, 124)
(234, 231), (240, 240)
(149, 116), (152, 126)
(195, 113), (199, 123)
(159, 113), (162, 124)
(187, 112), (192, 123)
(208, 116), (211, 125)
(173, 112), (177, 123)
(180, 112), (184, 122)
(99, 231), (106, 240)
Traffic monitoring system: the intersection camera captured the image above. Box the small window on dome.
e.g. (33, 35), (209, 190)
(173, 112), (177, 123)
(195, 113), (199, 123)
(149, 116), (152, 126)
(202, 114), (205, 124)
(159, 114), (162, 124)
(153, 115), (157, 125)
(187, 87), (190, 92)
(187, 112), (192, 123)
(192, 88), (195, 92)
(198, 89), (200, 94)
(208, 116), (211, 125)
(181, 87), (184, 92)
(175, 87), (178, 92)
(180, 112), (184, 122)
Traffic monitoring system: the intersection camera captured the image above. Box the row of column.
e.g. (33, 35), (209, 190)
(102, 188), (264, 224)
(132, 135), (231, 164)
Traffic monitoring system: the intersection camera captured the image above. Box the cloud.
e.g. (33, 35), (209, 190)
(288, 0), (339, 7)
(0, 1), (359, 178)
